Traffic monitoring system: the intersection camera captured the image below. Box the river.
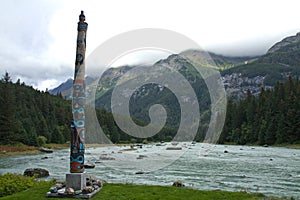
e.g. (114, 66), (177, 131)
(0, 143), (299, 198)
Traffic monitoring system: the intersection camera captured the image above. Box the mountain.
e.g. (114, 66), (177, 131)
(92, 52), (214, 141)
(94, 65), (136, 99)
(94, 50), (244, 113)
(267, 32), (300, 54)
(221, 32), (300, 98)
(50, 32), (300, 103)
(49, 76), (96, 99)
(209, 52), (255, 70)
(49, 52), (251, 99)
(258, 32), (300, 67)
(48, 78), (73, 96)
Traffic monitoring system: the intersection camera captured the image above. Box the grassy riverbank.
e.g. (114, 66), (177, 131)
(0, 143), (69, 157)
(0, 144), (39, 157)
(274, 143), (300, 149)
(0, 181), (286, 200)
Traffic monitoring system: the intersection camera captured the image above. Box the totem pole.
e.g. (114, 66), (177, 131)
(70, 11), (88, 173)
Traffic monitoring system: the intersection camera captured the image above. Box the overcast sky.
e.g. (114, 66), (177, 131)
(1, 0), (300, 90)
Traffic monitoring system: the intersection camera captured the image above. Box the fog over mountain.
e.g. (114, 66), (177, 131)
(1, 0), (300, 90)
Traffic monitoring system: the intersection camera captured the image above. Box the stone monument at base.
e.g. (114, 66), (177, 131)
(66, 173), (86, 191)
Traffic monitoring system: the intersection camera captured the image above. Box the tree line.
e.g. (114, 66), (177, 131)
(1, 71), (300, 146)
(0, 72), (174, 145)
(220, 76), (300, 145)
(0, 72), (71, 146)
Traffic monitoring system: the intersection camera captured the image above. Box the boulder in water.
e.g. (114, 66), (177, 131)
(24, 168), (49, 178)
(84, 163), (95, 169)
(166, 147), (182, 150)
(38, 147), (53, 153)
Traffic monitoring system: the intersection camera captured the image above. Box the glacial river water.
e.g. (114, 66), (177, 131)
(0, 143), (299, 198)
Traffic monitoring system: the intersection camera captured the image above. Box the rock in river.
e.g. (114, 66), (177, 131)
(38, 147), (53, 153)
(84, 163), (95, 169)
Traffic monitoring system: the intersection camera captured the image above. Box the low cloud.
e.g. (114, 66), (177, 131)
(0, 0), (71, 90)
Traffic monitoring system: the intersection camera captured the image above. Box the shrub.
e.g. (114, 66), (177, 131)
(0, 174), (40, 197)
(37, 136), (47, 147)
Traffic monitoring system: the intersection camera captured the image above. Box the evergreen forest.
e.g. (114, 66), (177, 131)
(1, 71), (299, 146)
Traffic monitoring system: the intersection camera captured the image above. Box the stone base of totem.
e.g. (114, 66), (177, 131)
(46, 186), (101, 199)
(66, 173), (86, 191)
(46, 173), (102, 199)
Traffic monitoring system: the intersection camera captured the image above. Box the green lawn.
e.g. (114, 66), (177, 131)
(0, 181), (285, 200)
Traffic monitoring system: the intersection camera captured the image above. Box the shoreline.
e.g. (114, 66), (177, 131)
(1, 142), (299, 157)
(0, 143), (69, 157)
(0, 145), (40, 157)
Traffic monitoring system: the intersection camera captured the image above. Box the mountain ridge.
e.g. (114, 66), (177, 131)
(50, 31), (300, 100)
(267, 32), (300, 54)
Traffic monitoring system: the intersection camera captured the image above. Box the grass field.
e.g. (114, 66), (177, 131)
(0, 181), (286, 200)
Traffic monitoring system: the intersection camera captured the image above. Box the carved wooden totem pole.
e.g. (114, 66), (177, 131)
(70, 11), (88, 173)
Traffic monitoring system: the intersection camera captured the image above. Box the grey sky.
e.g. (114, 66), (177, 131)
(1, 0), (300, 90)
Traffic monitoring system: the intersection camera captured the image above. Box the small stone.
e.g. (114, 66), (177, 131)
(137, 155), (147, 159)
(224, 150), (229, 153)
(173, 180), (185, 187)
(75, 190), (82, 195)
(66, 187), (75, 195)
(54, 183), (63, 189)
(82, 186), (94, 194)
(50, 187), (58, 193)
(93, 179), (102, 187)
